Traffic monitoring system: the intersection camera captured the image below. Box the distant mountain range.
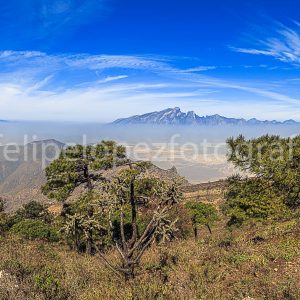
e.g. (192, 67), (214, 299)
(112, 107), (299, 126)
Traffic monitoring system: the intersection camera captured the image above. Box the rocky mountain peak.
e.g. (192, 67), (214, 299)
(112, 108), (299, 126)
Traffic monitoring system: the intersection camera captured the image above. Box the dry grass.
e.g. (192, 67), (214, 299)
(0, 215), (299, 300)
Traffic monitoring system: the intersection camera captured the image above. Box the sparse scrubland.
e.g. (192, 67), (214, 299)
(0, 136), (300, 299)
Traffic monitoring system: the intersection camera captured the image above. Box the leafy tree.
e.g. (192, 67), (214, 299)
(224, 134), (299, 226)
(42, 141), (127, 202)
(42, 140), (128, 251)
(185, 201), (218, 240)
(95, 162), (183, 280)
(227, 134), (300, 208)
(42, 140), (182, 280)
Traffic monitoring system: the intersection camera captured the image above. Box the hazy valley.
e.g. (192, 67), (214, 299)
(1, 113), (300, 210)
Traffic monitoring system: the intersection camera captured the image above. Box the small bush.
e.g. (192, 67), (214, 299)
(10, 220), (59, 242)
(34, 268), (67, 300)
(16, 200), (52, 223)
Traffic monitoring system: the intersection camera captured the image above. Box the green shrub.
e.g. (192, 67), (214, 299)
(16, 200), (53, 223)
(185, 201), (218, 239)
(18, 201), (45, 218)
(34, 268), (67, 300)
(10, 219), (59, 242)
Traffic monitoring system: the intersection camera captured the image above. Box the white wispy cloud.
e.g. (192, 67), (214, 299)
(98, 75), (128, 83)
(231, 21), (300, 65)
(178, 66), (217, 73)
(0, 51), (171, 73)
(0, 50), (299, 122)
(64, 54), (171, 71)
(25, 75), (54, 93)
(0, 50), (45, 59)
(189, 76), (300, 106)
(1, 80), (298, 122)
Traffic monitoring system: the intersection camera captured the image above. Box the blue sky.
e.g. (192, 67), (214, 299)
(0, 0), (300, 122)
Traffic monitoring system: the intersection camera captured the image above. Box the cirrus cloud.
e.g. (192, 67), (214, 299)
(231, 21), (300, 65)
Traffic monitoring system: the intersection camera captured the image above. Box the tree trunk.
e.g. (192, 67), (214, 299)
(192, 216), (198, 241)
(75, 233), (81, 252)
(124, 264), (135, 281)
(86, 229), (93, 255)
(129, 179), (138, 248)
(206, 224), (212, 234)
(193, 225), (198, 241)
(86, 208), (94, 255)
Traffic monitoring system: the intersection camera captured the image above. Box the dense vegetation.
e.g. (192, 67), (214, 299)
(0, 136), (299, 299)
(225, 134), (300, 226)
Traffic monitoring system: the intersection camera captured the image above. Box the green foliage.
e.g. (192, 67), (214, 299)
(111, 204), (146, 242)
(185, 201), (218, 227)
(10, 219), (59, 242)
(34, 268), (66, 300)
(0, 201), (50, 235)
(61, 208), (107, 253)
(0, 213), (12, 235)
(225, 134), (300, 226)
(66, 192), (149, 251)
(20, 201), (45, 218)
(223, 176), (287, 226)
(135, 177), (160, 198)
(16, 200), (52, 222)
(227, 134), (300, 208)
(70, 191), (96, 215)
(0, 214), (20, 232)
(42, 140), (127, 202)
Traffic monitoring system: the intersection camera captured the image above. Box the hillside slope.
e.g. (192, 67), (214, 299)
(0, 140), (189, 210)
(0, 192), (299, 299)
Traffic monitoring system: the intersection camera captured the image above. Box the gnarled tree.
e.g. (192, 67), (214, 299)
(42, 140), (128, 251)
(42, 140), (183, 280)
(42, 140), (127, 203)
(95, 162), (183, 280)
